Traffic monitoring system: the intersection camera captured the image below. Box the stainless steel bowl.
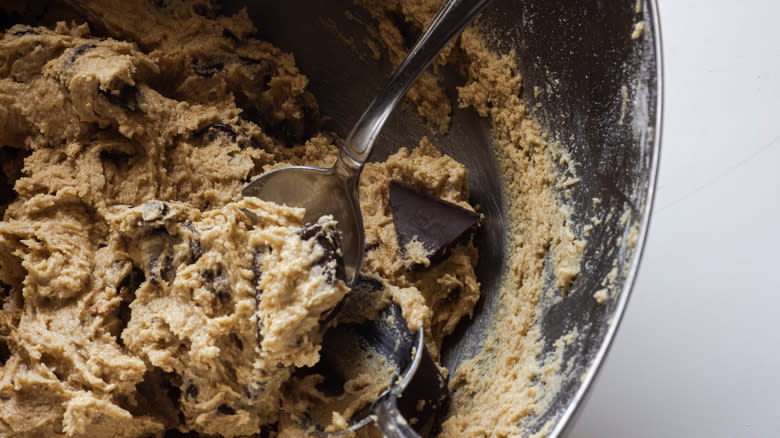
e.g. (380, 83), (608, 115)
(239, 0), (662, 435)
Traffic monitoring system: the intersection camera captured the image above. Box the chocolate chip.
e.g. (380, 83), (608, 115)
(12, 26), (37, 36)
(116, 264), (144, 342)
(141, 201), (169, 224)
(389, 180), (482, 259)
(182, 221), (203, 263)
(160, 254), (175, 281)
(230, 333), (243, 350)
(397, 344), (449, 431)
(193, 59), (224, 78)
(184, 382), (198, 399)
(364, 241), (380, 252)
(244, 382), (266, 401)
(0, 339), (10, 366)
(299, 222), (346, 284)
(216, 404), (235, 415)
(66, 43), (96, 66)
(100, 85), (137, 110)
(203, 264), (231, 302)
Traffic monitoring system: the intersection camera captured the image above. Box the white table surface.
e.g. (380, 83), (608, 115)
(567, 0), (780, 436)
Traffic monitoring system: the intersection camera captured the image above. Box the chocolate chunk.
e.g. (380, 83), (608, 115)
(364, 241), (380, 252)
(160, 254), (175, 281)
(0, 339), (10, 366)
(389, 180), (481, 258)
(184, 382), (198, 399)
(66, 43), (96, 65)
(217, 404), (235, 415)
(203, 264), (231, 302)
(141, 201), (169, 224)
(244, 381), (266, 401)
(181, 221), (203, 263)
(100, 85), (137, 110)
(116, 264), (143, 345)
(142, 234), (176, 283)
(12, 26), (37, 36)
(398, 344), (449, 431)
(299, 222), (346, 284)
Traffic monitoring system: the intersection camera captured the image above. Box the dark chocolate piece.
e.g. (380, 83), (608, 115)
(299, 222), (346, 284)
(184, 382), (198, 400)
(12, 26), (37, 36)
(100, 85), (137, 110)
(244, 381), (266, 401)
(364, 241), (380, 252)
(181, 221), (203, 263)
(398, 344), (449, 431)
(0, 339), (10, 366)
(66, 43), (96, 65)
(252, 246), (265, 345)
(116, 264), (143, 345)
(389, 180), (481, 258)
(217, 404), (236, 415)
(202, 264), (231, 302)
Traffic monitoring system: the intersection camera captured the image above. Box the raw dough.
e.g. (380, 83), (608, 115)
(0, 1), (481, 437)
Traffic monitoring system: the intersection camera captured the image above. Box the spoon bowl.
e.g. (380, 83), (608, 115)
(241, 157), (364, 285)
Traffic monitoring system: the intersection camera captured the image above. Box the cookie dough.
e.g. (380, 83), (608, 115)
(0, 1), (482, 437)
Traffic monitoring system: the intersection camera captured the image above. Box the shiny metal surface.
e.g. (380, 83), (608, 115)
(242, 0), (491, 290)
(238, 0), (662, 435)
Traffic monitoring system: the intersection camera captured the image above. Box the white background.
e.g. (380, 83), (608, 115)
(568, 0), (780, 436)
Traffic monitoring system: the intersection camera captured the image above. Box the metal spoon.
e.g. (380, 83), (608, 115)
(243, 0), (491, 435)
(241, 0), (492, 286)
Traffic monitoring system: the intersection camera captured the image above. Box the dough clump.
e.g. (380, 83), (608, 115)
(0, 1), (481, 437)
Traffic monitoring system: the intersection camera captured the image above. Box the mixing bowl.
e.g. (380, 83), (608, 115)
(234, 0), (662, 435)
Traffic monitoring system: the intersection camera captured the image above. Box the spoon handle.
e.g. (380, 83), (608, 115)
(339, 0), (492, 170)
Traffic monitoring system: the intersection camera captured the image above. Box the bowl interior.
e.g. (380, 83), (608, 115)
(235, 0), (660, 435)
